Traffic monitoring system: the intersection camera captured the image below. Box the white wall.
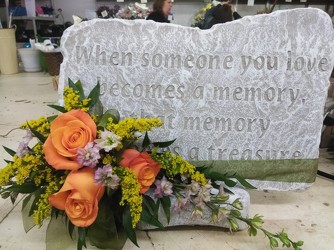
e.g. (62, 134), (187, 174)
(52, 0), (328, 27)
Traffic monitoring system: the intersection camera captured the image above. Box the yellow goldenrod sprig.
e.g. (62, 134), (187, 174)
(63, 87), (91, 112)
(115, 166), (142, 228)
(106, 117), (163, 140)
(152, 151), (207, 185)
(20, 116), (50, 135)
(33, 174), (67, 226)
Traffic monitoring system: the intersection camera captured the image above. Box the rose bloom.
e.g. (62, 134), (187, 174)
(120, 149), (161, 194)
(43, 109), (97, 170)
(49, 167), (105, 227)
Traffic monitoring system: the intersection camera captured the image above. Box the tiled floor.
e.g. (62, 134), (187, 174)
(0, 72), (334, 249)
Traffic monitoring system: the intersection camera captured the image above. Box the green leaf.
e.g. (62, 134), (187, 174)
(77, 227), (87, 250)
(142, 132), (151, 149)
(69, 79), (85, 100)
(269, 237), (279, 248)
(228, 219), (239, 231)
(233, 174), (257, 189)
(27, 125), (47, 143)
(1, 191), (11, 199)
(22, 193), (38, 233)
(123, 205), (139, 247)
(231, 198), (243, 210)
(89, 99), (103, 118)
(87, 83), (101, 109)
(3, 146), (16, 157)
(21, 189), (43, 234)
(248, 226), (257, 237)
(47, 104), (66, 113)
(97, 109), (120, 129)
(46, 215), (77, 250)
(67, 219), (75, 240)
(140, 209), (164, 229)
(88, 201), (127, 250)
(152, 139), (176, 148)
(3, 182), (38, 194)
(251, 214), (264, 228)
(160, 196), (171, 223)
(47, 115), (58, 123)
(10, 191), (18, 204)
(143, 195), (158, 216)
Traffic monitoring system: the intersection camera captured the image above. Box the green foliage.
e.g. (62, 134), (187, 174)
(27, 125), (47, 143)
(87, 83), (101, 109)
(88, 200), (127, 250)
(159, 196), (171, 223)
(122, 205), (138, 247)
(69, 79), (85, 100)
(141, 196), (164, 228)
(234, 214), (304, 250)
(77, 227), (87, 250)
(97, 109), (120, 129)
(3, 146), (16, 157)
(48, 104), (66, 113)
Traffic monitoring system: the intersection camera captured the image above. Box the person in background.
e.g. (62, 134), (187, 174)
(203, 0), (241, 29)
(146, 0), (173, 23)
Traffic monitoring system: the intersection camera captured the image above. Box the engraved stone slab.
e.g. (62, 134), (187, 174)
(59, 8), (334, 190)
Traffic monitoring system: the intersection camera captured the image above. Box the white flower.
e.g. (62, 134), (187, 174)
(95, 130), (121, 152)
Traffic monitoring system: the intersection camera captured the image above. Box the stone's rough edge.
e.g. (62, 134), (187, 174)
(247, 180), (313, 191)
(58, 7), (334, 103)
(137, 187), (250, 230)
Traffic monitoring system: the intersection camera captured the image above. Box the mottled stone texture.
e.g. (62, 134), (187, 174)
(59, 8), (334, 190)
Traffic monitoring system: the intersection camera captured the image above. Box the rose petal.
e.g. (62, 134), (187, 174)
(120, 149), (140, 167)
(44, 136), (82, 170)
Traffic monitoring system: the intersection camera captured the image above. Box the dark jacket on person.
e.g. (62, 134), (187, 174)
(146, 11), (170, 23)
(202, 5), (241, 29)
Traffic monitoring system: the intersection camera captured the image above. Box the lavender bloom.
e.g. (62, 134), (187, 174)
(193, 181), (213, 208)
(154, 176), (173, 198)
(76, 142), (101, 168)
(173, 196), (189, 213)
(16, 130), (34, 158)
(95, 131), (121, 152)
(187, 180), (201, 196)
(94, 165), (120, 189)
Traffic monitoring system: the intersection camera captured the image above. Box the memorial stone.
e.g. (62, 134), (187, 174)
(59, 8), (334, 191)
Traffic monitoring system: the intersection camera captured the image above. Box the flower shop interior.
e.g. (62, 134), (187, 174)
(1, 0), (334, 250)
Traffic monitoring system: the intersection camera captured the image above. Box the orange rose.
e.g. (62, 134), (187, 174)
(43, 109), (97, 170)
(48, 167), (105, 227)
(120, 149), (161, 194)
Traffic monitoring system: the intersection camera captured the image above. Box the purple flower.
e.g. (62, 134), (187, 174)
(16, 130), (33, 158)
(186, 180), (201, 196)
(94, 165), (120, 189)
(76, 142), (101, 168)
(154, 176), (173, 198)
(173, 196), (189, 213)
(193, 181), (212, 208)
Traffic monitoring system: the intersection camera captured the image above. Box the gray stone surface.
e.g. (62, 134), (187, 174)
(59, 8), (334, 190)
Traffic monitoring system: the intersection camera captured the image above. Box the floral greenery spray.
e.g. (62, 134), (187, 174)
(0, 79), (303, 250)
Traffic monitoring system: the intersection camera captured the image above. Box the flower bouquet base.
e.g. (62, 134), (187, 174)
(137, 186), (250, 230)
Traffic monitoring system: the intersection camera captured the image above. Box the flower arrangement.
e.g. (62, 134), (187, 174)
(191, 3), (213, 29)
(0, 79), (303, 250)
(115, 3), (151, 20)
(96, 5), (121, 19)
